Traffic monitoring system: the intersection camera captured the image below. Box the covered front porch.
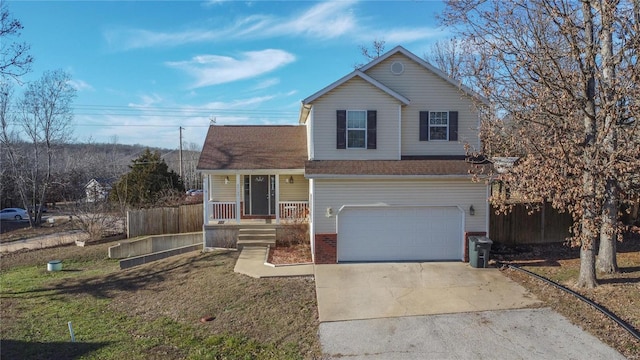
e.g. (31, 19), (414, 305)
(203, 172), (309, 225)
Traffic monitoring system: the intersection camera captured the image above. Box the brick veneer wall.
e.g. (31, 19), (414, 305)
(315, 233), (337, 264)
(464, 231), (487, 262)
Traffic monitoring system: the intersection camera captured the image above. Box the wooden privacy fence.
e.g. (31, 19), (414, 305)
(489, 202), (573, 245)
(127, 204), (203, 238)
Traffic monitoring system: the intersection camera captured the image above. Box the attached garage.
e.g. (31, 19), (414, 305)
(337, 205), (464, 262)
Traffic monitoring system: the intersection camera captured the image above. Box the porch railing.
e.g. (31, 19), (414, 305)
(209, 201), (236, 221)
(279, 201), (309, 221)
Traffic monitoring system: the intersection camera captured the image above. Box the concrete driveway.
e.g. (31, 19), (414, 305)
(315, 262), (625, 359)
(314, 262), (540, 322)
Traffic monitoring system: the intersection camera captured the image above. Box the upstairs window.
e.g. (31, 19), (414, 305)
(419, 111), (458, 142)
(337, 110), (377, 149)
(429, 111), (449, 140)
(347, 110), (367, 148)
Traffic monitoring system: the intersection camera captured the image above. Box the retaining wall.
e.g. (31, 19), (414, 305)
(108, 232), (202, 259)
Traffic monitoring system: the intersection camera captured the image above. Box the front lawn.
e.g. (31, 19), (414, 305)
(0, 243), (321, 359)
(497, 238), (640, 360)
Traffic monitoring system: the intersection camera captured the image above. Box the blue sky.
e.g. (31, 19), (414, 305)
(10, 0), (448, 149)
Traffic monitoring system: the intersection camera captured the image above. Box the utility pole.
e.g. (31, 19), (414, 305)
(179, 127), (184, 181)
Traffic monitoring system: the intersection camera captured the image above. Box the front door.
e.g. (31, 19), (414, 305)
(250, 175), (269, 215)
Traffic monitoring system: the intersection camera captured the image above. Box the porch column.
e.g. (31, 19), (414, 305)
(235, 174), (241, 224)
(275, 174), (280, 224)
(202, 174), (210, 224)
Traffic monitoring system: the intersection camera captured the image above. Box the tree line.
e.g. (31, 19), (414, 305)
(0, 2), (201, 228)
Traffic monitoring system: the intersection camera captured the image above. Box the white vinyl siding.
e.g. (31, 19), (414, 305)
(312, 179), (488, 234)
(278, 175), (309, 201)
(312, 77), (400, 160)
(210, 175), (236, 202)
(364, 53), (480, 156)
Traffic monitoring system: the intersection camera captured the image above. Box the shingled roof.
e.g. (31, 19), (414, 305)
(305, 160), (489, 177)
(197, 125), (307, 170)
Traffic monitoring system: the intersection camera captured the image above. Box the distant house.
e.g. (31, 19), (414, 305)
(85, 178), (115, 202)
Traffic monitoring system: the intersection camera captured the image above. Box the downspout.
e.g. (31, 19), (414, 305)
(308, 106), (315, 160)
(398, 104), (402, 159)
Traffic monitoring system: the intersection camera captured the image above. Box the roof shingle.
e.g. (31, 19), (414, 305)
(197, 125), (307, 170)
(305, 160), (489, 177)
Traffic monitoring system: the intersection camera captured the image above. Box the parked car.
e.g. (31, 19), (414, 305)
(190, 189), (203, 196)
(0, 208), (28, 221)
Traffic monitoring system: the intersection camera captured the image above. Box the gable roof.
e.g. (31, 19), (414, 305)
(305, 160), (490, 178)
(302, 70), (411, 106)
(299, 46), (489, 123)
(299, 69), (411, 123)
(85, 177), (115, 188)
(359, 45), (489, 106)
(197, 125), (307, 171)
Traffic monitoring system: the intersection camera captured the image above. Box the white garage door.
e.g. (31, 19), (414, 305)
(337, 206), (463, 262)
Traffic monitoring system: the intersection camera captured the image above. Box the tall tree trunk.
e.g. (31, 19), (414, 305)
(597, 0), (619, 274)
(598, 181), (618, 273)
(577, 0), (598, 288)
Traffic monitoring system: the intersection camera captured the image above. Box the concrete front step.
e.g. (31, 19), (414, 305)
(237, 227), (276, 250)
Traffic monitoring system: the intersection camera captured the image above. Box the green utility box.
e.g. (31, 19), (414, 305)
(469, 236), (493, 268)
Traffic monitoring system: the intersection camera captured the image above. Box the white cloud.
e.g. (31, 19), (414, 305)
(104, 1), (358, 50)
(166, 49), (296, 88)
(67, 79), (94, 92)
(128, 93), (164, 108)
(202, 95), (276, 109)
(379, 27), (443, 44)
(104, 1), (441, 51)
(266, 1), (357, 39)
(253, 78), (280, 90)
(104, 28), (222, 51)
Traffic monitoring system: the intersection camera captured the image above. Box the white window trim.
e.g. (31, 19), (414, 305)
(346, 110), (367, 149)
(428, 111), (449, 141)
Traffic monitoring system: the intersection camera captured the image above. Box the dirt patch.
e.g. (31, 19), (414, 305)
(495, 235), (640, 359)
(268, 243), (312, 265)
(0, 216), (78, 243)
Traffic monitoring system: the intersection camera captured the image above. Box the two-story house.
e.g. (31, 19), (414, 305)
(197, 46), (490, 264)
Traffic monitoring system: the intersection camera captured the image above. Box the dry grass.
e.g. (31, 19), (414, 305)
(1, 242), (322, 359)
(495, 236), (640, 359)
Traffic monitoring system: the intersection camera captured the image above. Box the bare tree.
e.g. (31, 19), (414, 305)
(13, 69), (76, 226)
(426, 38), (470, 82)
(0, 81), (30, 210)
(443, 0), (640, 288)
(0, 1), (33, 82)
(355, 39), (386, 68)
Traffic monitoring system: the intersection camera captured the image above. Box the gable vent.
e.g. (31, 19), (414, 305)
(390, 61), (404, 75)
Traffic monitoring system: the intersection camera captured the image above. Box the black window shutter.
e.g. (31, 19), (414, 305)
(367, 110), (377, 149)
(336, 110), (346, 149)
(449, 111), (458, 141)
(419, 111), (429, 141)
